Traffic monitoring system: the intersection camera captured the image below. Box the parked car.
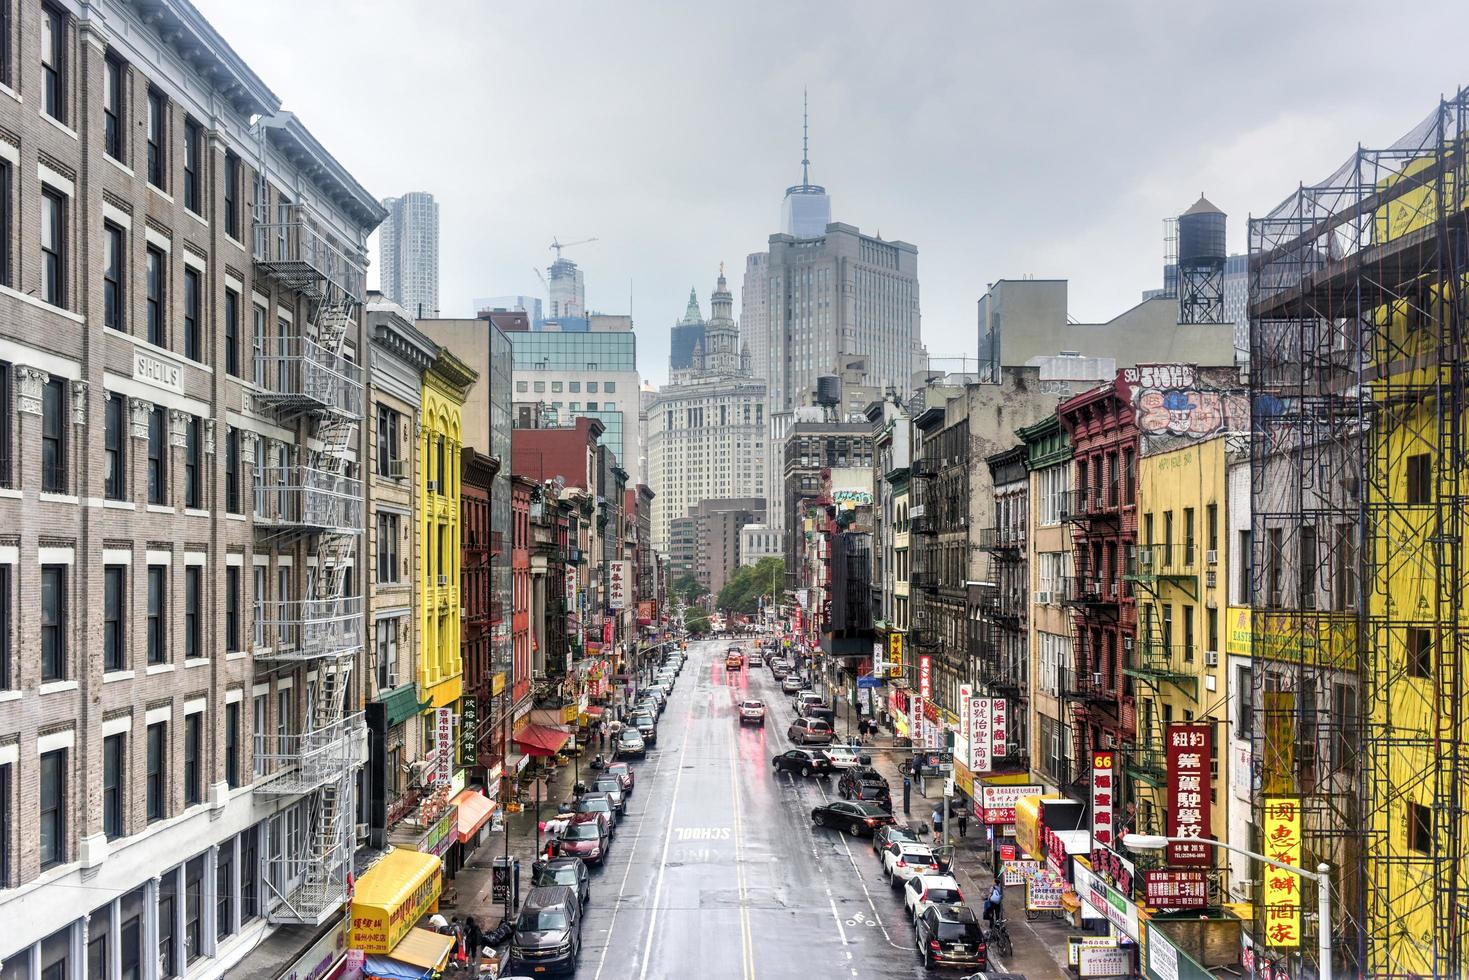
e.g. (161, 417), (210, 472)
(615, 729), (646, 758)
(914, 903), (987, 971)
(904, 873), (965, 921)
(771, 661), (792, 680)
(781, 675), (805, 694)
(531, 856), (590, 910)
(788, 718), (834, 745)
(572, 794), (619, 835)
(591, 776), (626, 813)
(505, 885), (583, 976)
(797, 693), (835, 722)
(772, 748), (834, 777)
(606, 761), (635, 792)
(884, 841), (941, 888)
(630, 711), (658, 746)
(739, 699), (766, 725)
(553, 814), (610, 866)
(823, 746), (863, 771)
(873, 822), (922, 856)
(838, 766), (889, 798)
(811, 800), (896, 837)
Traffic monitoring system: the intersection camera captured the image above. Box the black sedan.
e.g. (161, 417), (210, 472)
(811, 800), (896, 837)
(531, 856), (591, 909)
(873, 822), (922, 856)
(772, 749), (834, 778)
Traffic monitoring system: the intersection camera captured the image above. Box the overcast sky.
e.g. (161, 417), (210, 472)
(199, 0), (1469, 386)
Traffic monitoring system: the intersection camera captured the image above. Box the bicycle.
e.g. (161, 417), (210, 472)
(987, 915), (1013, 959)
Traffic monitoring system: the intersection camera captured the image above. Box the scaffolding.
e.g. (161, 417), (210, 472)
(1248, 89), (1469, 979)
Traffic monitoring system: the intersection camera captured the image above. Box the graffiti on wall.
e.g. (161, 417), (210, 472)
(1123, 364), (1249, 455)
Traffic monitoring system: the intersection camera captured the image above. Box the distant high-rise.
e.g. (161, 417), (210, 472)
(474, 294), (543, 326)
(548, 257), (586, 319)
(379, 191), (440, 318)
(781, 91), (832, 240)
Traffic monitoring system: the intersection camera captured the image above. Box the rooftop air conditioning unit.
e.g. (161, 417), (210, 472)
(1205, 549), (1218, 565)
(1205, 650), (1219, 667)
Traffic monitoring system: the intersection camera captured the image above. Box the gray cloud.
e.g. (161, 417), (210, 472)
(197, 0), (1469, 385)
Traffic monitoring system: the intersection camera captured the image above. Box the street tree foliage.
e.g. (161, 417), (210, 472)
(672, 574), (708, 604)
(718, 557), (786, 614)
(686, 614), (710, 635)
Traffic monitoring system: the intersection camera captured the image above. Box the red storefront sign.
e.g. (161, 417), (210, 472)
(1166, 723), (1212, 866)
(1091, 751), (1115, 848)
(1144, 869), (1208, 909)
(1091, 845), (1135, 895)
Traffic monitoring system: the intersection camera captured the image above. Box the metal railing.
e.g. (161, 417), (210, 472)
(255, 596), (363, 661)
(1060, 487), (1121, 522)
(254, 713), (365, 796)
(255, 466), (364, 532)
(254, 335), (363, 418)
(253, 205), (367, 302)
(909, 571), (939, 591)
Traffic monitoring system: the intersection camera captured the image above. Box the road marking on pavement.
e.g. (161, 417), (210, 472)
(635, 671), (696, 980)
(730, 722), (756, 980)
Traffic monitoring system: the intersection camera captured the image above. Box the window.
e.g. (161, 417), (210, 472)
(41, 187), (65, 307)
(1409, 801), (1433, 854)
(183, 268), (201, 361)
(223, 565), (241, 656)
(1406, 453), (1432, 504)
(41, 5), (64, 123)
(377, 405), (401, 476)
(1237, 529), (1252, 604)
(515, 381), (527, 393)
(0, 161), (10, 288)
(253, 566), (267, 650)
(224, 288), (240, 375)
(277, 567), (292, 648)
(146, 722), (166, 821)
(587, 382), (598, 394)
(225, 701), (240, 789)
(41, 378), (65, 492)
(376, 618), (397, 689)
(1332, 682), (1359, 772)
(241, 827), (259, 921)
(184, 415), (202, 508)
(39, 749), (65, 868)
(147, 565), (167, 664)
(1206, 503), (1218, 553)
(104, 222), (125, 329)
(146, 246), (165, 345)
(158, 871), (177, 979)
(0, 564), (9, 690)
(587, 401), (598, 411)
(41, 564), (65, 680)
(277, 688), (291, 739)
(103, 393), (127, 500)
(252, 305), (267, 385)
(551, 381), (562, 393)
(147, 406), (167, 505)
(604, 381), (616, 393)
(534, 381), (545, 393)
(103, 53), (123, 159)
(104, 565), (125, 671)
(1299, 525), (1317, 608)
(183, 118), (202, 213)
(377, 512), (400, 583)
(225, 427), (240, 513)
(184, 566), (202, 659)
(216, 839), (236, 942)
(0, 762), (8, 885)
(147, 88), (166, 188)
(119, 886), (144, 980)
(569, 381), (580, 393)
(1407, 626), (1432, 678)
(0, 0), (10, 88)
(184, 855), (203, 964)
(224, 151), (241, 239)
(103, 733), (125, 839)
(184, 713), (201, 806)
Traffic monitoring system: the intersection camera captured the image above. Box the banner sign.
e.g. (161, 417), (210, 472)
(969, 697), (990, 772)
(608, 560), (630, 610)
(991, 698), (1009, 759)
(1025, 868), (1066, 910)
(918, 654), (932, 698)
(1003, 857), (1037, 886)
(1073, 860), (1142, 940)
(957, 684), (973, 769)
(1079, 946), (1132, 977)
(435, 707), (454, 786)
(1262, 796), (1302, 947)
(458, 695), (479, 766)
(1091, 844), (1135, 896)
(1091, 751), (1116, 848)
(1145, 869), (1208, 909)
(982, 784), (1044, 825)
(1166, 723), (1212, 865)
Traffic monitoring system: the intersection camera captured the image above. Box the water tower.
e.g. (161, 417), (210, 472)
(1177, 193), (1227, 324)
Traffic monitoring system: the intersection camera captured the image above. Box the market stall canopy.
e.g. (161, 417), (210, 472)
(514, 723), (571, 757)
(451, 788), (495, 843)
(350, 848), (443, 954)
(362, 927), (454, 980)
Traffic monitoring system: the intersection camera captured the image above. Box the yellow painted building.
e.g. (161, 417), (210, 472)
(418, 349), (478, 711)
(1127, 435), (1230, 845)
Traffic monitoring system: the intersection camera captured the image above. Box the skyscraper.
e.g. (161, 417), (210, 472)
(379, 191), (441, 318)
(548, 257), (586, 320)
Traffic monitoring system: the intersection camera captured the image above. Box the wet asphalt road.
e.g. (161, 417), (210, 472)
(561, 639), (1002, 980)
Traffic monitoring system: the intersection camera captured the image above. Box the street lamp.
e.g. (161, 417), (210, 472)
(1120, 834), (1333, 980)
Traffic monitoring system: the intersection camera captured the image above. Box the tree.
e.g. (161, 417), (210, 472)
(686, 614), (710, 635)
(718, 557), (787, 614)
(672, 573), (708, 605)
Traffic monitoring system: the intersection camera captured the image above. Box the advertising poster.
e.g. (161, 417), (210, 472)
(1025, 868), (1066, 909)
(981, 784), (1043, 825)
(435, 707), (454, 786)
(1262, 796), (1302, 947)
(1166, 723), (1212, 865)
(1145, 869), (1208, 909)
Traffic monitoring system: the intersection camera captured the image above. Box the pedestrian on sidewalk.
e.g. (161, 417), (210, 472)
(931, 805), (944, 838)
(463, 916), (482, 972)
(957, 808), (969, 838)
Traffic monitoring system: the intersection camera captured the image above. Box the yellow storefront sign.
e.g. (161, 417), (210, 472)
(1226, 605), (1358, 671)
(491, 672), (506, 696)
(888, 632), (905, 680)
(1261, 796), (1302, 947)
(954, 759), (974, 797)
(350, 848), (443, 954)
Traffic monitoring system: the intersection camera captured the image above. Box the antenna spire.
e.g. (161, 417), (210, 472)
(802, 88), (810, 186)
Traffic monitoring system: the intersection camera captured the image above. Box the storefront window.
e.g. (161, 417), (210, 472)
(87, 906), (111, 980)
(217, 842), (235, 939)
(159, 872), (179, 979)
(184, 856), (204, 964)
(119, 885), (145, 980)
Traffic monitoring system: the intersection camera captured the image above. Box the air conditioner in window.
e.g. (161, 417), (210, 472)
(1139, 550), (1153, 566)
(437, 575), (449, 586)
(386, 459), (407, 480)
(1206, 549), (1218, 565)
(385, 671), (398, 689)
(1205, 650), (1219, 667)
(427, 479), (440, 494)
(1036, 591), (1051, 605)
(1123, 637), (1134, 652)
(1235, 880), (1255, 901)
(1092, 672), (1104, 688)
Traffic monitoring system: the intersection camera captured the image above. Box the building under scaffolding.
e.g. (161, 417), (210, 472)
(1249, 89), (1469, 979)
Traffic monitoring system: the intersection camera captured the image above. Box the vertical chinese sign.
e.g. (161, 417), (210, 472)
(1262, 796), (1302, 948)
(1091, 751), (1115, 848)
(991, 698), (1008, 760)
(957, 684), (973, 769)
(972, 697), (993, 772)
(1166, 722), (1212, 866)
(888, 632), (905, 680)
(608, 560), (629, 610)
(918, 654), (932, 699)
(435, 707), (454, 786)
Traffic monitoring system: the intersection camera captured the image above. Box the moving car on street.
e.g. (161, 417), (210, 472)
(903, 873), (965, 921)
(770, 660), (792, 680)
(772, 748), (834, 777)
(788, 718), (834, 745)
(615, 729), (646, 758)
(726, 651), (744, 670)
(552, 815), (610, 866)
(810, 800), (896, 837)
(914, 904), (987, 971)
(823, 746), (863, 771)
(739, 699), (766, 725)
(506, 885), (583, 976)
(748, 651), (764, 667)
(531, 856), (591, 910)
(883, 840), (941, 887)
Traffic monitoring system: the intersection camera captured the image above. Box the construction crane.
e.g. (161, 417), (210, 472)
(549, 236), (598, 261)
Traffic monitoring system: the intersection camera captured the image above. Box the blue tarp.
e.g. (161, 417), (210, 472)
(363, 955), (433, 980)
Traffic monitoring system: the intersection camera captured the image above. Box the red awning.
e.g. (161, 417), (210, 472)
(584, 705), (604, 717)
(513, 723), (571, 757)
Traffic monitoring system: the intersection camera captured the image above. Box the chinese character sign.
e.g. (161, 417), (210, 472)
(971, 697), (993, 772)
(957, 684), (973, 769)
(435, 707), (454, 786)
(1144, 869), (1208, 909)
(608, 560), (630, 610)
(991, 698), (1008, 758)
(1262, 796), (1302, 948)
(1166, 723), (1212, 866)
(888, 632), (905, 679)
(918, 654), (932, 698)
(1091, 751), (1115, 848)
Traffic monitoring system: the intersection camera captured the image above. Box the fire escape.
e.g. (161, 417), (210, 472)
(251, 200), (368, 925)
(908, 455), (941, 655)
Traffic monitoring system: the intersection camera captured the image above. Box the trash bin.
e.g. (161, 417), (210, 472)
(859, 754), (872, 767)
(491, 856), (520, 911)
